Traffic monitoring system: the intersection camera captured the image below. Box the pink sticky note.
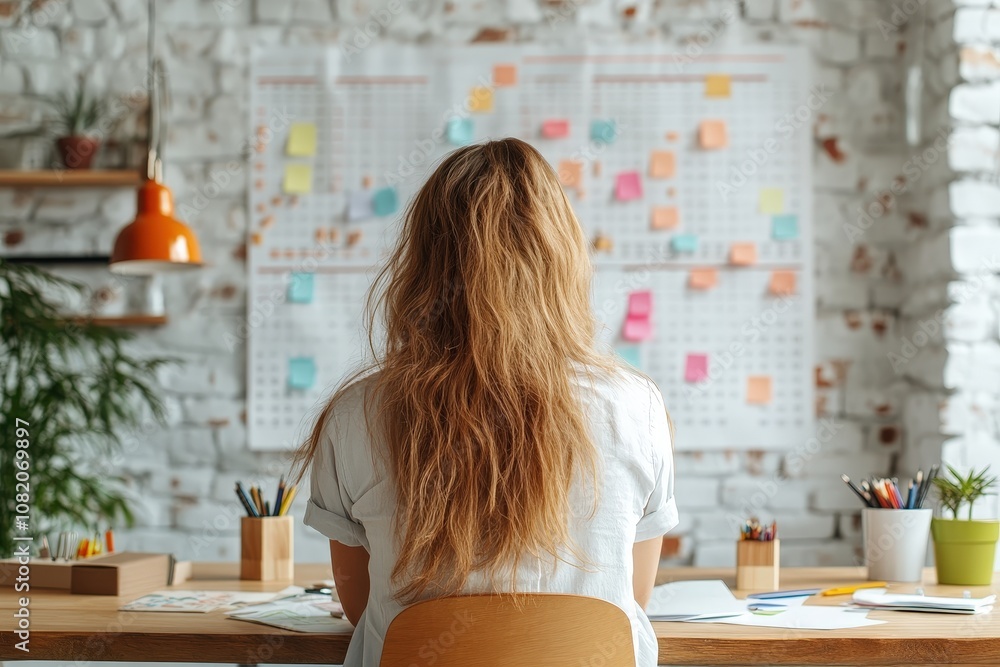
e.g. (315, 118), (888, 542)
(541, 119), (570, 138)
(684, 354), (709, 382)
(615, 171), (643, 201)
(622, 316), (652, 342)
(627, 290), (652, 318)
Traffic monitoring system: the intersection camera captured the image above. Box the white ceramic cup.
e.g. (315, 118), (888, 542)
(862, 508), (932, 582)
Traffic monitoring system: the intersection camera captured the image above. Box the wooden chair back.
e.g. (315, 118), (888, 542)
(379, 593), (636, 666)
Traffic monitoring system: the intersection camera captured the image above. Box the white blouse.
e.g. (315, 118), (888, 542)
(304, 365), (678, 667)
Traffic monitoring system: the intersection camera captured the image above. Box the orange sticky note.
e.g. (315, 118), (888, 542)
(250, 232), (263, 246)
(689, 268), (718, 290)
(705, 74), (731, 98)
(747, 376), (772, 405)
(730, 242), (757, 266)
(699, 120), (728, 149)
(651, 206), (679, 230)
(558, 160), (583, 188)
(468, 87), (494, 113)
(493, 64), (517, 87)
(649, 151), (675, 179)
(769, 270), (797, 295)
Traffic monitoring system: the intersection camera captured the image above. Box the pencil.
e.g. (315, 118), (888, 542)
(274, 478), (286, 518)
(264, 500), (271, 517)
(235, 483), (256, 517)
(278, 484), (298, 516)
(841, 474), (873, 507)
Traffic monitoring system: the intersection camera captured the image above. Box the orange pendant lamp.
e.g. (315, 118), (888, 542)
(110, 0), (201, 276)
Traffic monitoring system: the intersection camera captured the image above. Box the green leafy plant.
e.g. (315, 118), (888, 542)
(45, 81), (107, 136)
(932, 464), (998, 520)
(0, 260), (173, 557)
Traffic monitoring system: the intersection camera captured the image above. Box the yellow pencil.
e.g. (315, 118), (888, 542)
(821, 582), (886, 596)
(278, 484), (298, 516)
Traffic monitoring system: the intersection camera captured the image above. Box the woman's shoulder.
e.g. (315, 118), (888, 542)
(573, 362), (664, 411)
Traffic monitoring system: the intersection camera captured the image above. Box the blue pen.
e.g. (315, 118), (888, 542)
(746, 588), (822, 600)
(905, 481), (916, 509)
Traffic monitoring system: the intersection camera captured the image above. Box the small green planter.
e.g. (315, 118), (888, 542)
(931, 518), (999, 585)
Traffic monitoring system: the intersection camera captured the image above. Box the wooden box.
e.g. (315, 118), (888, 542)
(70, 552), (172, 596)
(0, 554), (112, 590)
(736, 539), (780, 591)
(240, 516), (294, 581)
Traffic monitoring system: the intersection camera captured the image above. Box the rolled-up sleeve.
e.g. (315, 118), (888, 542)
(303, 412), (367, 548)
(635, 382), (679, 542)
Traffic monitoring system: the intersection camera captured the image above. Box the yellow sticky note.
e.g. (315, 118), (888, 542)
(747, 376), (772, 405)
(689, 268), (718, 290)
(558, 160), (583, 188)
(769, 270), (797, 295)
(705, 74), (731, 98)
(699, 119), (728, 149)
(287, 122), (317, 157)
(730, 242), (757, 266)
(651, 206), (679, 230)
(468, 87), (494, 113)
(493, 64), (517, 87)
(283, 164), (313, 194)
(759, 188), (784, 214)
(649, 151), (675, 179)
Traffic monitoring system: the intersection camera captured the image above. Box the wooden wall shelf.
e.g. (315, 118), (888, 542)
(68, 315), (168, 328)
(0, 170), (141, 187)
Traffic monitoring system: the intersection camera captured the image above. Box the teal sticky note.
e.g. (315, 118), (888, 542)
(671, 234), (698, 253)
(288, 357), (316, 390)
(372, 187), (399, 217)
(288, 273), (314, 304)
(772, 214), (799, 240)
(591, 120), (617, 144)
(616, 345), (641, 368)
(447, 118), (474, 145)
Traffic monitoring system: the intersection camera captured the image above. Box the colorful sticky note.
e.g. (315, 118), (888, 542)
(730, 243), (757, 266)
(591, 120), (617, 144)
(541, 119), (570, 138)
(372, 187), (399, 217)
(468, 87), (494, 113)
(627, 290), (652, 318)
(493, 64), (517, 86)
(769, 270), (797, 296)
(772, 214), (798, 239)
(759, 188), (784, 214)
(447, 117), (474, 145)
(348, 190), (373, 221)
(651, 206), (679, 230)
(282, 164), (313, 194)
(699, 120), (728, 149)
(616, 345), (641, 369)
(615, 172), (643, 201)
(288, 357), (316, 390)
(288, 272), (314, 304)
(704, 74), (731, 98)
(671, 234), (698, 253)
(558, 160), (583, 188)
(747, 376), (773, 405)
(649, 151), (675, 179)
(622, 316), (652, 342)
(684, 353), (709, 382)
(689, 268), (718, 290)
(286, 122), (317, 157)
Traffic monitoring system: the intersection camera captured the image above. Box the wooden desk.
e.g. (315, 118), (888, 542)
(2, 564), (998, 665)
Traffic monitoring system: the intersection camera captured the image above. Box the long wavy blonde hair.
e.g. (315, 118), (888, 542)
(294, 138), (612, 603)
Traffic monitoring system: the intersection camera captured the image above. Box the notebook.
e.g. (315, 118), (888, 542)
(853, 588), (997, 614)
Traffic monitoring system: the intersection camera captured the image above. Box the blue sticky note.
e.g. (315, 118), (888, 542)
(591, 120), (617, 144)
(287, 272), (314, 304)
(288, 357), (316, 390)
(616, 346), (641, 368)
(447, 118), (474, 146)
(671, 234), (698, 253)
(372, 187), (399, 217)
(772, 214), (799, 240)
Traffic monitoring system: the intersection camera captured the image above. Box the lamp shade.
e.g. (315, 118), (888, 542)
(109, 179), (202, 275)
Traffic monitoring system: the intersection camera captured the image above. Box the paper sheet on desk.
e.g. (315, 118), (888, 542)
(853, 588), (996, 614)
(690, 606), (886, 630)
(120, 587), (301, 613)
(227, 593), (346, 633)
(646, 580), (748, 621)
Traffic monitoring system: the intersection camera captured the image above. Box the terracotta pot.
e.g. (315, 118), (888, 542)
(56, 136), (101, 170)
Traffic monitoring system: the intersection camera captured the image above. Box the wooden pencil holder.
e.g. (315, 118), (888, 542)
(240, 516), (294, 581)
(736, 539), (780, 591)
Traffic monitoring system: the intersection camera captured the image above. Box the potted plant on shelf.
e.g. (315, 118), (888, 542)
(46, 81), (107, 169)
(0, 260), (173, 558)
(931, 465), (999, 586)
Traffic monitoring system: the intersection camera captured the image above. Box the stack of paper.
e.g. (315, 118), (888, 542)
(646, 580), (748, 621)
(853, 588), (996, 614)
(226, 592), (346, 632)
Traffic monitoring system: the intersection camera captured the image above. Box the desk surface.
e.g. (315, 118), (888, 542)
(2, 564), (999, 665)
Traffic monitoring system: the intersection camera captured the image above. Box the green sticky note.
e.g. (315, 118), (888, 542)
(372, 187), (399, 217)
(283, 164), (313, 194)
(671, 234), (698, 253)
(759, 188), (783, 214)
(288, 273), (314, 304)
(288, 357), (316, 390)
(616, 346), (641, 368)
(772, 214), (798, 240)
(287, 122), (317, 157)
(447, 118), (474, 146)
(591, 120), (617, 144)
